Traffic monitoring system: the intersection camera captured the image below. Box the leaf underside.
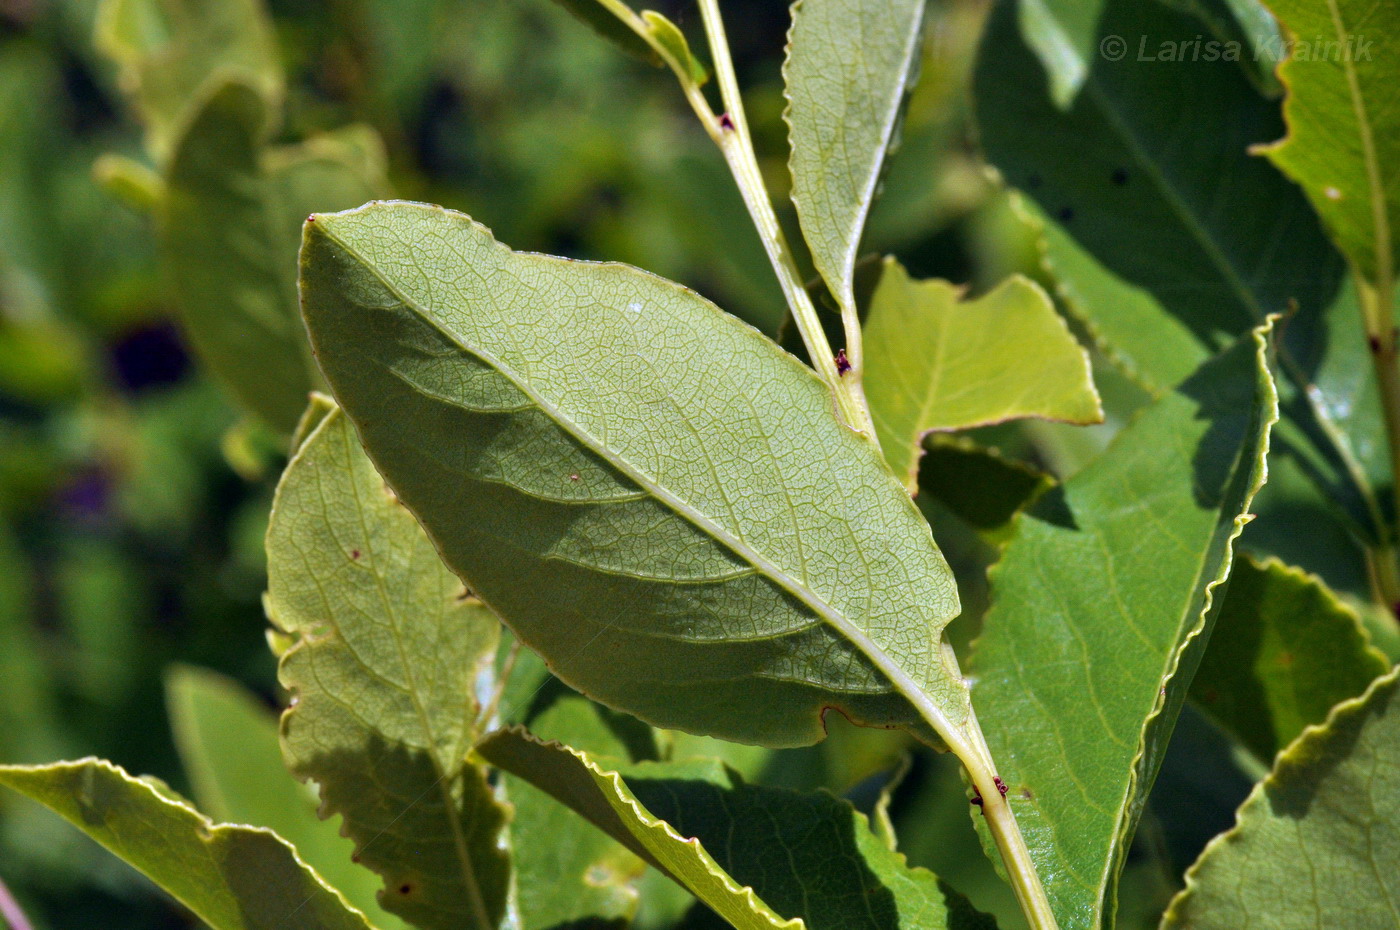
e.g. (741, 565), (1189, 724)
(266, 404), (511, 930)
(297, 200), (968, 749)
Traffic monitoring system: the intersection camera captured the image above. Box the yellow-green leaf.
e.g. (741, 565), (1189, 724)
(864, 258), (1101, 492)
(0, 758), (374, 930)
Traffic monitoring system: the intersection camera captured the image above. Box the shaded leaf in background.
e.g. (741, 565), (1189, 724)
(0, 758), (374, 930)
(1015, 0), (1105, 108)
(479, 728), (999, 930)
(161, 82), (385, 434)
(785, 0), (926, 320)
(549, 0), (659, 65)
(863, 257), (1100, 492)
(968, 324), (1277, 928)
(916, 439), (1052, 538)
(1257, 0), (1400, 285)
(95, 0), (283, 164)
(1163, 665), (1400, 930)
(299, 202), (971, 751)
(165, 664), (404, 930)
(265, 405), (510, 930)
(1190, 555), (1388, 764)
(975, 0), (1392, 562)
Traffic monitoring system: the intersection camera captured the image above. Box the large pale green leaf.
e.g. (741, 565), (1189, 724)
(863, 258), (1101, 492)
(0, 759), (374, 930)
(785, 0), (926, 319)
(265, 405), (511, 930)
(1016, 0), (1106, 108)
(160, 82), (385, 434)
(95, 0), (283, 164)
(297, 201), (969, 750)
(1163, 665), (1400, 929)
(165, 665), (404, 930)
(968, 324), (1278, 929)
(1190, 555), (1389, 764)
(479, 728), (998, 930)
(1257, 0), (1400, 285)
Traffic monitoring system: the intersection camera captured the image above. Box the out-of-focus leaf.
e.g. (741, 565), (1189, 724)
(969, 324), (1277, 928)
(479, 728), (999, 930)
(0, 758), (375, 930)
(1256, 0), (1400, 287)
(94, 0), (283, 164)
(93, 153), (164, 213)
(917, 439), (1052, 537)
(160, 82), (384, 434)
(298, 201), (971, 751)
(1190, 555), (1389, 764)
(549, 0), (658, 64)
(1016, 0), (1106, 107)
(863, 257), (1100, 492)
(265, 405), (510, 930)
(785, 0), (926, 321)
(1163, 665), (1400, 929)
(164, 665), (404, 930)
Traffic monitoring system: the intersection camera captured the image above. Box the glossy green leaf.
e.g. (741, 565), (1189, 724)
(265, 405), (511, 930)
(1016, 0), (1106, 107)
(975, 0), (1389, 546)
(298, 201), (969, 751)
(916, 439), (1052, 537)
(0, 758), (374, 930)
(785, 0), (926, 319)
(1257, 0), (1400, 285)
(95, 0), (283, 164)
(1190, 555), (1389, 764)
(165, 665), (404, 930)
(863, 258), (1101, 492)
(479, 728), (999, 930)
(160, 82), (384, 434)
(977, 0), (1339, 350)
(968, 323), (1278, 928)
(1163, 665), (1400, 929)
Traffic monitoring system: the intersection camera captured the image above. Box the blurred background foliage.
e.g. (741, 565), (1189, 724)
(0, 1), (1346, 928)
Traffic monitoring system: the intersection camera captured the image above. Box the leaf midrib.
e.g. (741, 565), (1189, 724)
(316, 223), (965, 750)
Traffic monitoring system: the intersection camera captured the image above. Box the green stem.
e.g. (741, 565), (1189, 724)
(691, 0), (878, 440)
(1360, 276), (1400, 562)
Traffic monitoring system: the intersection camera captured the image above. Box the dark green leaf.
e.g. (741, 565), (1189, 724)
(917, 439), (1052, 537)
(1191, 555), (1389, 763)
(1163, 665), (1400, 929)
(969, 323), (1277, 928)
(479, 728), (999, 930)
